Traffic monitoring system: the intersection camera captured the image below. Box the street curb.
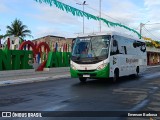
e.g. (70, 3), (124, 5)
(147, 65), (160, 68)
(0, 74), (71, 87)
(0, 67), (70, 78)
(0, 69), (35, 77)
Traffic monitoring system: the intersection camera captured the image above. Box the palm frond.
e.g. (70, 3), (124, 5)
(5, 18), (32, 39)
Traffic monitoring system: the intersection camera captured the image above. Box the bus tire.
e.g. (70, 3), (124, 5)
(79, 77), (87, 83)
(113, 69), (119, 82)
(136, 66), (139, 76)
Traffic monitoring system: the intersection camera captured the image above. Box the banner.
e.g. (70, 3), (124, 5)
(0, 111), (159, 117)
(34, 0), (141, 38)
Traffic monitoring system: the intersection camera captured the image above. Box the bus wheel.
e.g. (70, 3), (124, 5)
(136, 66), (139, 77)
(113, 69), (119, 82)
(79, 77), (87, 83)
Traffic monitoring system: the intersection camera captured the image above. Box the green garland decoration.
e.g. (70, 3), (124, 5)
(35, 0), (141, 38)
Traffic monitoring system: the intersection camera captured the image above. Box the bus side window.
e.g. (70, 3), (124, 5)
(110, 40), (119, 55)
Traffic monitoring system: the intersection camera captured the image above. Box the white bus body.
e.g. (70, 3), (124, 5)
(70, 32), (147, 82)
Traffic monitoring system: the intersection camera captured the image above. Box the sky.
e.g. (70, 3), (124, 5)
(0, 0), (160, 42)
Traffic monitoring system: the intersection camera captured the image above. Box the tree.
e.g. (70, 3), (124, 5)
(0, 35), (4, 45)
(5, 19), (32, 39)
(0, 35), (3, 39)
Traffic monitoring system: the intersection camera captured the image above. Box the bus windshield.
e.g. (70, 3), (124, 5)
(72, 35), (111, 59)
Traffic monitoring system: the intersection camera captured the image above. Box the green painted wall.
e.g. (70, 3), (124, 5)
(0, 50), (33, 71)
(0, 50), (71, 71)
(46, 52), (71, 68)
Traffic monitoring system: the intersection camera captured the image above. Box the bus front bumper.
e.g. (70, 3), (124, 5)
(70, 64), (110, 78)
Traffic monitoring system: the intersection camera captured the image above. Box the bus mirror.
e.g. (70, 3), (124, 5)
(133, 41), (141, 48)
(133, 42), (137, 48)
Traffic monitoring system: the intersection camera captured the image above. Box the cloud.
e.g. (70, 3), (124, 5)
(33, 25), (78, 39)
(144, 0), (160, 7)
(0, 0), (25, 13)
(28, 0), (160, 40)
(144, 3), (160, 21)
(0, 4), (8, 12)
(144, 0), (160, 22)
(104, 0), (143, 25)
(142, 0), (160, 39)
(0, 2), (11, 13)
(28, 2), (84, 38)
(30, 3), (81, 25)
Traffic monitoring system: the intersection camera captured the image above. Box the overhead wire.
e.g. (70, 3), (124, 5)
(73, 0), (123, 24)
(145, 23), (160, 25)
(73, 0), (159, 40)
(143, 26), (160, 40)
(73, 0), (141, 35)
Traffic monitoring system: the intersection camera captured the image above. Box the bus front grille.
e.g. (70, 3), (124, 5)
(78, 73), (97, 77)
(78, 70), (96, 72)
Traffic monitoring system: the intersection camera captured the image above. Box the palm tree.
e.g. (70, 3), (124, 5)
(5, 19), (32, 39)
(0, 35), (4, 44)
(0, 35), (3, 39)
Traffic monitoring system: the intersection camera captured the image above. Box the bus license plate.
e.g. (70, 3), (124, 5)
(83, 75), (90, 77)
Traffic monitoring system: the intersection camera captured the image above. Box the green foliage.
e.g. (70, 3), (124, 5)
(146, 41), (160, 48)
(5, 19), (32, 39)
(155, 41), (160, 48)
(0, 35), (4, 39)
(145, 42), (154, 47)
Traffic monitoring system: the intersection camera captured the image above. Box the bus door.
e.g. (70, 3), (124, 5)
(110, 39), (120, 77)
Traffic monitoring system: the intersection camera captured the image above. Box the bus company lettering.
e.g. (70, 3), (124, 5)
(126, 58), (138, 64)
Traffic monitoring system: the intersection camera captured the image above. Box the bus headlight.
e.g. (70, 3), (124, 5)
(71, 64), (77, 70)
(97, 63), (106, 70)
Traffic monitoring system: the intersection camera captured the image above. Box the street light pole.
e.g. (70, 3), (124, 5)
(83, 4), (85, 34)
(140, 23), (144, 37)
(99, 0), (101, 32)
(140, 21), (150, 39)
(76, 1), (88, 34)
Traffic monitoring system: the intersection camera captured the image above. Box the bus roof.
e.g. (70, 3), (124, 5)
(77, 31), (145, 42)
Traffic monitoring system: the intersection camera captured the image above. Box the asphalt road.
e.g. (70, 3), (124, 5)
(0, 67), (160, 120)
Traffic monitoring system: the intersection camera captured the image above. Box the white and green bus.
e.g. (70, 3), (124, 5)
(70, 32), (147, 82)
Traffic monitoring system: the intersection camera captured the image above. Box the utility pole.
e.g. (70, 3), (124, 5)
(99, 0), (102, 32)
(140, 21), (150, 39)
(140, 23), (144, 37)
(76, 1), (88, 34)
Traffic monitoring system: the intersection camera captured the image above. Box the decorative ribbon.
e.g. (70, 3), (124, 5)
(35, 0), (160, 48)
(143, 37), (160, 48)
(34, 0), (141, 38)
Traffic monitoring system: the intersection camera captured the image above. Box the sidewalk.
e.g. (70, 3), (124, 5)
(147, 65), (160, 68)
(0, 67), (69, 78)
(0, 67), (70, 86)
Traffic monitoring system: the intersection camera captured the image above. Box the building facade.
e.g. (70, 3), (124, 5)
(32, 35), (73, 52)
(146, 47), (160, 65)
(1, 35), (160, 66)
